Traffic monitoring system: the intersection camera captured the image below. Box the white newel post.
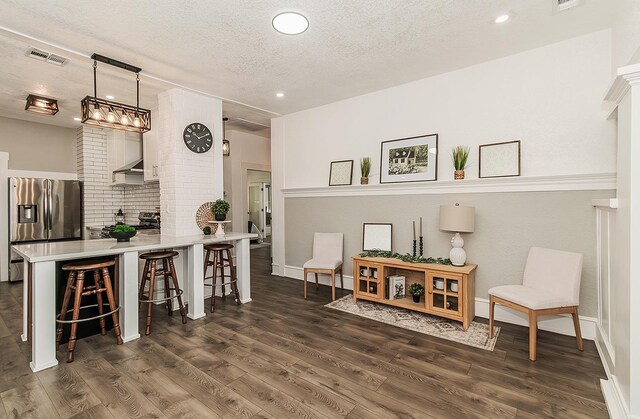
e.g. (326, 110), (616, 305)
(30, 261), (58, 372)
(119, 251), (140, 342)
(600, 63), (640, 419)
(0, 152), (9, 282)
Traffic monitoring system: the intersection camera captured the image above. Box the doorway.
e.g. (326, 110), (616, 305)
(247, 170), (271, 243)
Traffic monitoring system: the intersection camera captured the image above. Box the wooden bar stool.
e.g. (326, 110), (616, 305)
(57, 259), (123, 363)
(139, 250), (187, 335)
(203, 243), (241, 312)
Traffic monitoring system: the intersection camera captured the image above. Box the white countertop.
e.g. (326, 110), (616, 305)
(12, 232), (257, 263)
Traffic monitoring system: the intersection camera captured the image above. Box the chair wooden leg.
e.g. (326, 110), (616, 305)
(146, 261), (157, 335)
(203, 249), (210, 282)
(219, 251), (227, 300)
(57, 271), (75, 345)
(102, 268), (123, 345)
(331, 270), (336, 302)
(572, 308), (584, 352)
(303, 269), (308, 300)
(67, 272), (84, 363)
(489, 295), (495, 339)
(163, 258), (173, 316)
(211, 251), (218, 312)
(93, 270), (106, 335)
(339, 268), (344, 290)
(139, 260), (149, 309)
(528, 310), (537, 361)
(168, 257), (187, 324)
(226, 249), (241, 305)
(315, 273), (319, 290)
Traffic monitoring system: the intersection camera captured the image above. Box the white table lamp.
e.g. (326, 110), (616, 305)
(439, 204), (475, 266)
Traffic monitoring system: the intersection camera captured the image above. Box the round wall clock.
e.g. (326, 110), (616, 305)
(183, 122), (213, 153)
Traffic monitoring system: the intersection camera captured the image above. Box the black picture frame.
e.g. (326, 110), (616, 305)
(329, 160), (354, 186)
(478, 140), (521, 178)
(380, 134), (438, 184)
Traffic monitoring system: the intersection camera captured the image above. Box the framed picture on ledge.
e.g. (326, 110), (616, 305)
(479, 140), (521, 178)
(380, 134), (438, 184)
(362, 222), (393, 252)
(329, 160), (354, 186)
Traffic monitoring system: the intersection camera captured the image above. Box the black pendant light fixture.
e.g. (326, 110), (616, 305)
(25, 94), (59, 115)
(81, 53), (151, 133)
(222, 117), (230, 156)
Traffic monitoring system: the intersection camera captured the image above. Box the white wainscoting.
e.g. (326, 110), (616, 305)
(593, 199), (618, 376)
(283, 264), (596, 340)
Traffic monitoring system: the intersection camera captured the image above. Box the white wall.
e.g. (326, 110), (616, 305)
(223, 128), (271, 233)
(612, 0), (640, 71)
(278, 30), (614, 189)
(0, 116), (76, 173)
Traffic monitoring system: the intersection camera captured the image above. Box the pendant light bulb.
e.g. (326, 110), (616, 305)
(121, 113), (129, 125)
(92, 108), (102, 120)
(107, 111), (116, 122)
(133, 115), (141, 127)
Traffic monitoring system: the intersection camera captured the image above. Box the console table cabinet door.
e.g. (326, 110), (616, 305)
(427, 271), (463, 319)
(354, 261), (383, 300)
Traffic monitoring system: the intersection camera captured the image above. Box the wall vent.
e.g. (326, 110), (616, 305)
(25, 47), (69, 66)
(226, 118), (270, 131)
(553, 0), (581, 13)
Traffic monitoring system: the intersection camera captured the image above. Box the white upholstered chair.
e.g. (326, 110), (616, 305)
(488, 247), (584, 361)
(303, 233), (344, 301)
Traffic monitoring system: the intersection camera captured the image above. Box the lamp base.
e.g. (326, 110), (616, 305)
(449, 232), (466, 266)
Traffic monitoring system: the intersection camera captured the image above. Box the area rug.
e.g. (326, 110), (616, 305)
(325, 295), (500, 351)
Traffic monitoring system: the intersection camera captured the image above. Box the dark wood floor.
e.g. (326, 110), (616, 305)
(0, 247), (608, 418)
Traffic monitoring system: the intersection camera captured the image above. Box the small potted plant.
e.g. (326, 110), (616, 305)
(360, 157), (371, 185)
(211, 199), (230, 221)
(408, 283), (425, 303)
(452, 146), (470, 180)
(110, 224), (137, 242)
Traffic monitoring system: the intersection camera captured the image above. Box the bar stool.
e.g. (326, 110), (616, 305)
(204, 243), (241, 312)
(139, 250), (187, 335)
(57, 259), (123, 363)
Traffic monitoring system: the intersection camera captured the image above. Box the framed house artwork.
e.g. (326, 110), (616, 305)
(479, 140), (521, 178)
(329, 160), (354, 186)
(380, 134), (438, 183)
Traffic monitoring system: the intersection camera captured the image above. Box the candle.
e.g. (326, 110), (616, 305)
(412, 221), (416, 240)
(420, 217), (423, 237)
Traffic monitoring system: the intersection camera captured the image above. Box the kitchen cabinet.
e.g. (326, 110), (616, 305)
(143, 106), (160, 182)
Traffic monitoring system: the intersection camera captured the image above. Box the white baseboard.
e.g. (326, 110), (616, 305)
(474, 297), (596, 340)
(283, 264), (595, 340)
(600, 376), (631, 419)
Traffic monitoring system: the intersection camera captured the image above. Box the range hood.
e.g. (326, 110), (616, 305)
(113, 158), (143, 175)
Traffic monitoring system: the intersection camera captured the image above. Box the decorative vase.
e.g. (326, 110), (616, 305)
(214, 213), (226, 221)
(361, 177), (369, 185)
(412, 294), (421, 303)
(454, 170), (465, 180)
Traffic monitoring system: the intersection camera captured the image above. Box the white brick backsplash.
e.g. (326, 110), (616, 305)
(76, 127), (159, 232)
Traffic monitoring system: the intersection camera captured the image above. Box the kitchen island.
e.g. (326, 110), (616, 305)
(12, 231), (257, 372)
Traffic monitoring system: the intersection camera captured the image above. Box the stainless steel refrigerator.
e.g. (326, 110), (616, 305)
(8, 177), (82, 281)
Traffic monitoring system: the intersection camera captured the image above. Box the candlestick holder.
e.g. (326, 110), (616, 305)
(419, 236), (424, 257)
(412, 239), (417, 257)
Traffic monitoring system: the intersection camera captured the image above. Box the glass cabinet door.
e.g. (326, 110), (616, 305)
(427, 272), (462, 317)
(357, 263), (382, 299)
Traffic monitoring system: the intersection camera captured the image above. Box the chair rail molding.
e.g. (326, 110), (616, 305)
(282, 173), (616, 198)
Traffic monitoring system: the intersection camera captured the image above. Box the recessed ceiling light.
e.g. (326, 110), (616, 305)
(105, 95), (115, 100)
(272, 12), (309, 35)
(276, 92), (285, 98)
(73, 117), (81, 121)
(495, 14), (510, 23)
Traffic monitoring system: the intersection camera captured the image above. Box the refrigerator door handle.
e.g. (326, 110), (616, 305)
(47, 180), (53, 234)
(43, 179), (49, 232)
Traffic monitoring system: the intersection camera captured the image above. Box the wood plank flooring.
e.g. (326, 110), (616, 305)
(0, 247), (608, 418)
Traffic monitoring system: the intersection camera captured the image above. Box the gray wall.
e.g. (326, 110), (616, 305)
(0, 116), (76, 173)
(285, 189), (615, 317)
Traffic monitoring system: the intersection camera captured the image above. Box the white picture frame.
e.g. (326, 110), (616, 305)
(362, 223), (392, 252)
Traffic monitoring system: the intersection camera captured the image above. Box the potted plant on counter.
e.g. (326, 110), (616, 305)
(452, 146), (470, 180)
(110, 224), (137, 242)
(408, 283), (425, 303)
(212, 199), (230, 221)
(360, 157), (371, 184)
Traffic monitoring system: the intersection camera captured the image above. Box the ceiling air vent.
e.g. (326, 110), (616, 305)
(25, 47), (69, 66)
(226, 118), (270, 131)
(553, 0), (581, 13)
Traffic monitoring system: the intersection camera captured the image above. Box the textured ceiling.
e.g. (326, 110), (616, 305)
(0, 0), (613, 129)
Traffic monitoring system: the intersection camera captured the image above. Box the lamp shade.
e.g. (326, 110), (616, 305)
(439, 205), (475, 233)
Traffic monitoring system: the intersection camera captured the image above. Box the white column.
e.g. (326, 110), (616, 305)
(187, 243), (205, 319)
(119, 251), (140, 342)
(0, 152), (9, 282)
(21, 260), (28, 342)
(270, 117), (286, 276)
(30, 261), (57, 372)
(236, 237), (252, 303)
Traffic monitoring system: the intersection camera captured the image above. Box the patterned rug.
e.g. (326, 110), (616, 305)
(325, 295), (500, 351)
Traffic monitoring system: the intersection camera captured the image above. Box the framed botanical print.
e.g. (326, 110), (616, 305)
(329, 160), (354, 186)
(479, 140), (521, 178)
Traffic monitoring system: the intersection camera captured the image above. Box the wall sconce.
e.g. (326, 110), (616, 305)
(222, 117), (230, 156)
(81, 53), (151, 133)
(25, 94), (59, 115)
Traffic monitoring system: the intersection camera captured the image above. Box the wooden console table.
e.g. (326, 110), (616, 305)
(352, 256), (477, 330)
